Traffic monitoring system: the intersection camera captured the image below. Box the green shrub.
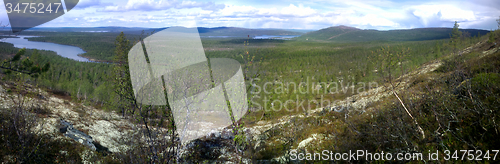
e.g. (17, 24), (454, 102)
(488, 31), (497, 44)
(435, 58), (459, 73)
(471, 73), (500, 88)
(0, 108), (85, 163)
(468, 52), (500, 74)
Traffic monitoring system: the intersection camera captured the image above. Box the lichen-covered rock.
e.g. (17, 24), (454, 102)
(60, 119), (96, 151)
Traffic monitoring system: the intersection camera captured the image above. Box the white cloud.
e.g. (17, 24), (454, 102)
(102, 0), (176, 11)
(101, 0), (224, 12)
(74, 0), (113, 9)
(217, 5), (257, 16)
(24, 0), (499, 30)
(279, 4), (317, 17)
(192, 3), (401, 29)
(349, 14), (399, 27)
(411, 4), (477, 24)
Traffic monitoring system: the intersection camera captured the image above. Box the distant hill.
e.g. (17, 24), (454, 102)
(196, 27), (303, 37)
(27, 27), (152, 33)
(20, 26), (303, 37)
(253, 28), (314, 33)
(298, 26), (490, 42)
(298, 25), (361, 40)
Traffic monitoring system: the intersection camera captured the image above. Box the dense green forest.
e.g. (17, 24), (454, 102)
(0, 25), (489, 115)
(26, 32), (119, 61)
(0, 26), (488, 115)
(0, 42), (115, 107)
(197, 27), (303, 36)
(204, 37), (484, 119)
(21, 28), (302, 61)
(298, 25), (490, 42)
(23, 27), (303, 37)
(0, 22), (499, 163)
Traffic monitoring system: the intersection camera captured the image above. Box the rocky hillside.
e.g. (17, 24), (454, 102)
(240, 35), (500, 162)
(0, 81), (136, 162)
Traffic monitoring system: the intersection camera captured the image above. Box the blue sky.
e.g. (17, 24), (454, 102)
(0, 0), (499, 30)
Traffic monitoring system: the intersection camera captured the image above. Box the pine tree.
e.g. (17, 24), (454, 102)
(434, 42), (442, 59)
(0, 48), (50, 78)
(488, 30), (496, 44)
(497, 16), (500, 29)
(112, 32), (136, 116)
(451, 21), (462, 41)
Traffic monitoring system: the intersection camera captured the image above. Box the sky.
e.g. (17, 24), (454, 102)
(0, 0), (499, 30)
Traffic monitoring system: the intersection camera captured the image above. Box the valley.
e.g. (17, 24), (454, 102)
(1, 25), (499, 163)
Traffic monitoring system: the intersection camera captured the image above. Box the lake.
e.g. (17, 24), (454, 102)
(0, 35), (91, 62)
(0, 35), (300, 62)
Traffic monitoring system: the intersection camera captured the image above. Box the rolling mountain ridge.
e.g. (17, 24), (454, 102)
(298, 25), (490, 42)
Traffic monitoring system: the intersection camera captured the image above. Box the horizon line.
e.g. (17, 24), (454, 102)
(6, 25), (494, 32)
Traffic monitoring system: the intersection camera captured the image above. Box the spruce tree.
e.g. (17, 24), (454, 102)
(0, 48), (50, 78)
(112, 32), (136, 116)
(451, 21), (462, 41)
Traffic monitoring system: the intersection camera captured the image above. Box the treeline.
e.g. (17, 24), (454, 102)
(205, 35), (483, 118)
(34, 52), (115, 104)
(27, 33), (116, 61)
(0, 42), (21, 60)
(0, 27), (486, 116)
(320, 29), (500, 162)
(298, 26), (490, 42)
(0, 24), (496, 162)
(0, 43), (116, 108)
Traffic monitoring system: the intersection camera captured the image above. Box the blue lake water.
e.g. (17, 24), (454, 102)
(0, 34), (300, 63)
(1, 35), (90, 62)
